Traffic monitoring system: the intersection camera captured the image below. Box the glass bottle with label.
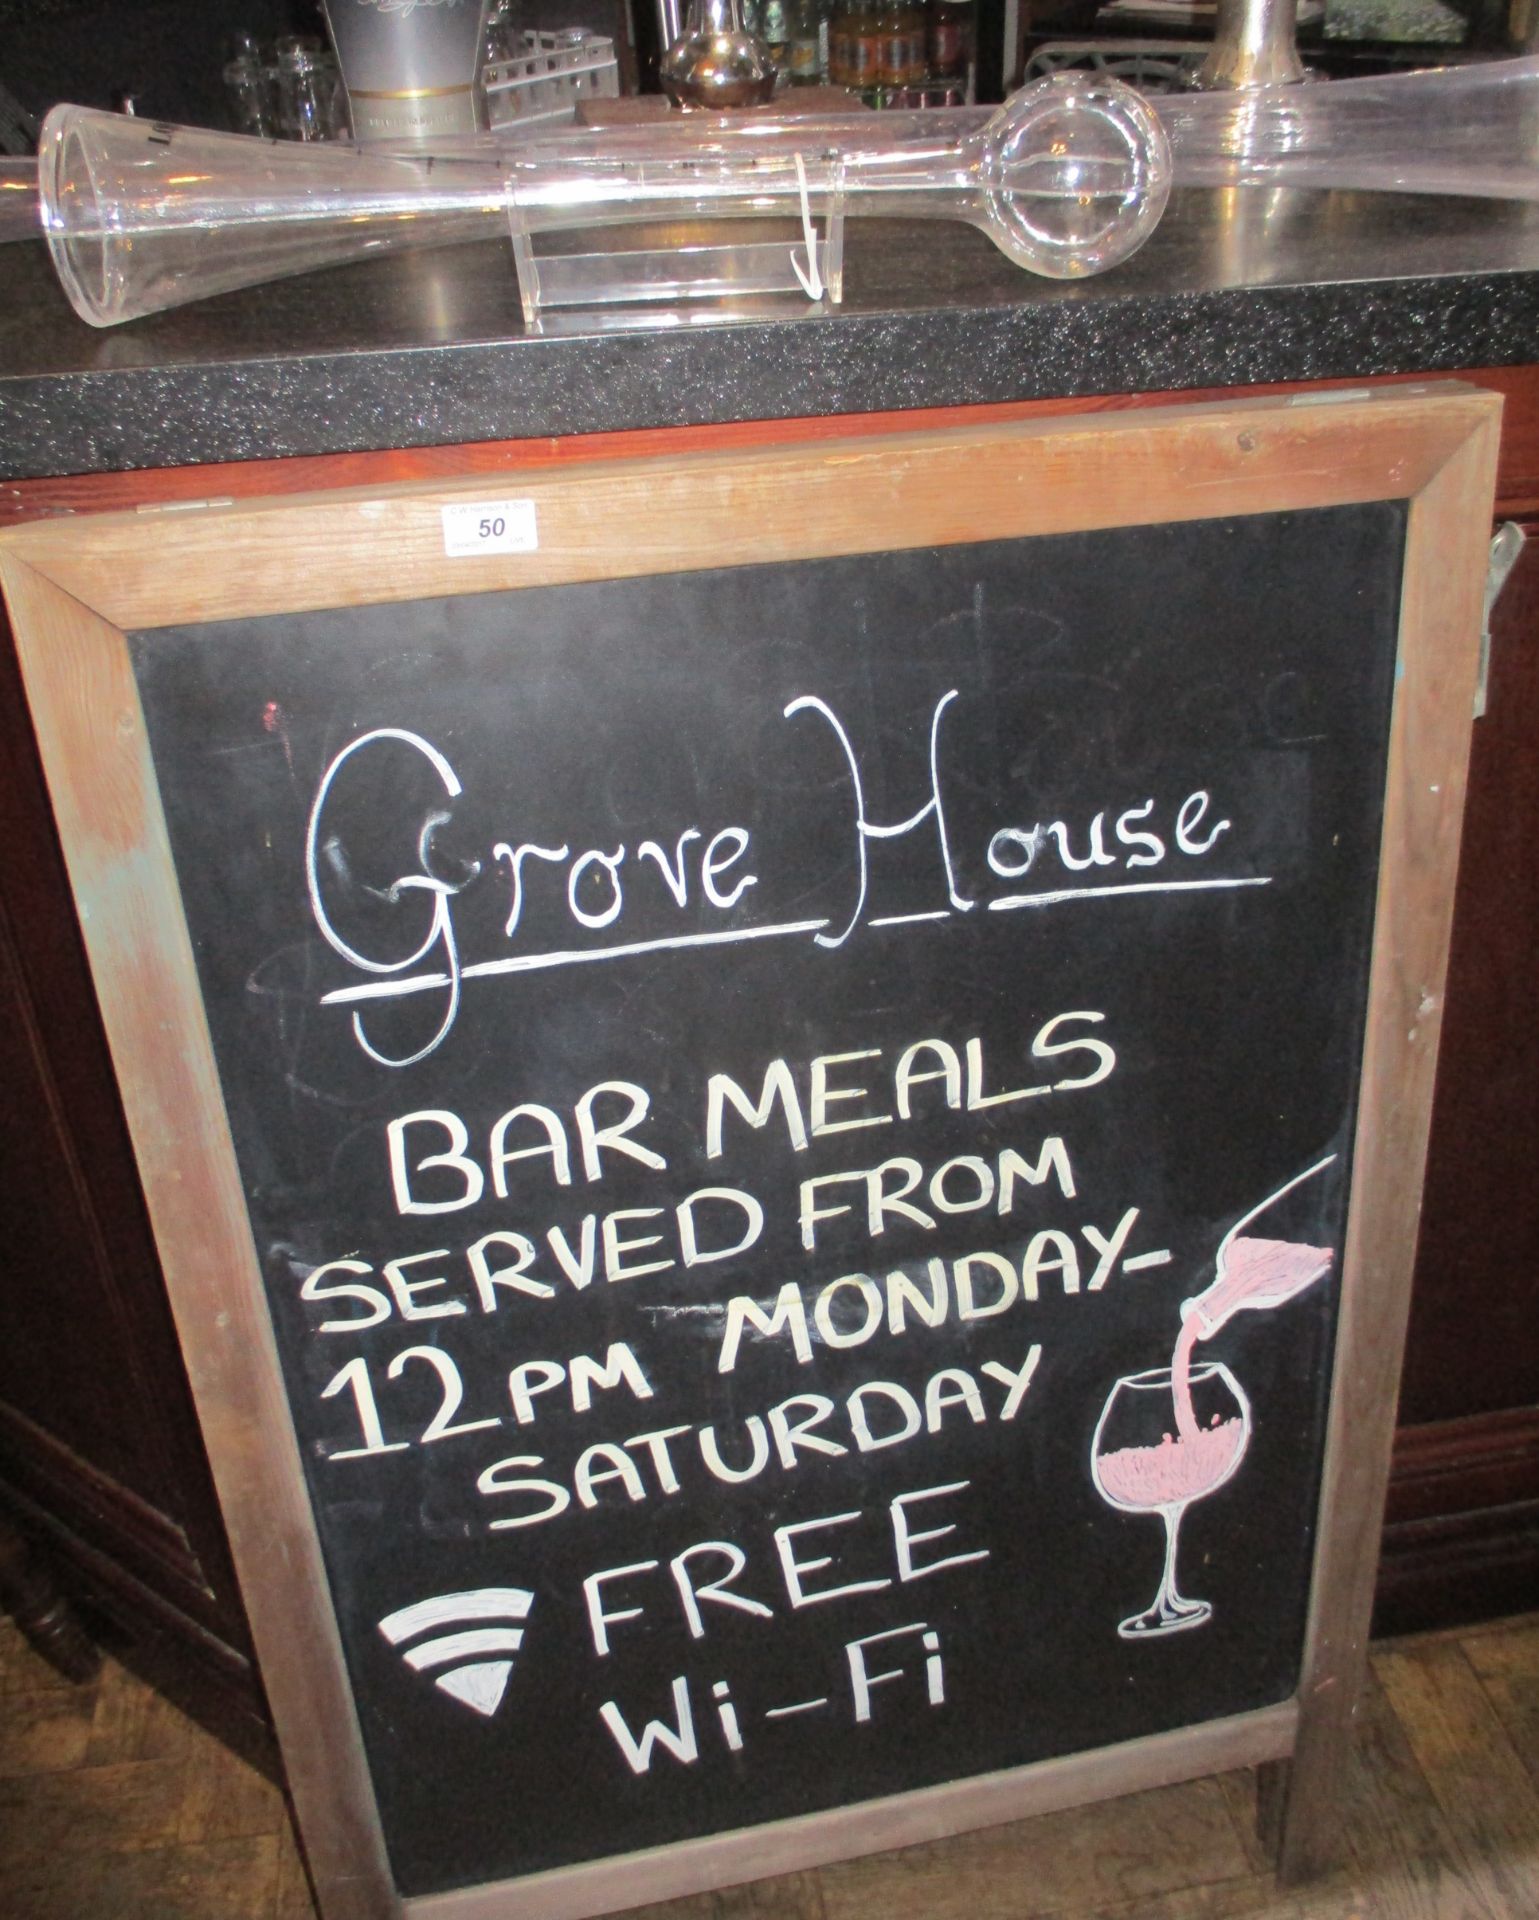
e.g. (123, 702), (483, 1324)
(928, 0), (975, 97)
(827, 0), (852, 84)
(876, 1), (904, 89)
(760, 0), (792, 66)
(901, 0), (929, 84)
(830, 0), (881, 91)
(786, 0), (823, 82)
(815, 0), (834, 79)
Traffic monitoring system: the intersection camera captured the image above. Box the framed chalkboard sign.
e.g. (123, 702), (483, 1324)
(0, 387), (1500, 1920)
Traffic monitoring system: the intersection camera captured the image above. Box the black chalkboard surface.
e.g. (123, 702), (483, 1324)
(129, 502), (1399, 1899)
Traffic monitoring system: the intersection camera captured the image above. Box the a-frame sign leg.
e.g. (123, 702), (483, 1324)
(1262, 1723), (1354, 1888)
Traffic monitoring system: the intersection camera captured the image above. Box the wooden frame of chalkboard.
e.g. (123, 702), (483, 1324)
(0, 385), (1500, 1920)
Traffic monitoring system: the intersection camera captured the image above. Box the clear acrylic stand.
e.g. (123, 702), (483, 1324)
(506, 169), (846, 334)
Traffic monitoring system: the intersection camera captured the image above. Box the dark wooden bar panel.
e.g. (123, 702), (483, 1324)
(0, 597), (267, 1747)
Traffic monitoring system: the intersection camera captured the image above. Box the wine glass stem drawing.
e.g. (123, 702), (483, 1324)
(1144, 1502), (1208, 1635)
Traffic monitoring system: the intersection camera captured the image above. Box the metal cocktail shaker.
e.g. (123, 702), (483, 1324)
(322, 0), (491, 145)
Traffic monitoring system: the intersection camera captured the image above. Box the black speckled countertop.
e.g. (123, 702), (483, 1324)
(4, 185), (1539, 478)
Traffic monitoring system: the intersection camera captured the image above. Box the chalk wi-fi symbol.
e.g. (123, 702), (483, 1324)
(377, 1587), (534, 1719)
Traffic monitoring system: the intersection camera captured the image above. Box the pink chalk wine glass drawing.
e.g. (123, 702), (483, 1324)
(1091, 1155), (1338, 1642)
(1091, 1360), (1251, 1638)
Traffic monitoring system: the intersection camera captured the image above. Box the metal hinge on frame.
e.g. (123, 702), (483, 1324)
(1477, 521), (1525, 718)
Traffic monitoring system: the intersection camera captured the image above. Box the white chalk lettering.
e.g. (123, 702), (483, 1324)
(312, 692), (1265, 1062)
(506, 1343), (652, 1424)
(307, 728), (467, 1068)
(598, 1678), (698, 1774)
(699, 1417), (771, 1484)
(709, 1020), (1112, 1164)
(1175, 789), (1232, 856)
(810, 1049), (895, 1137)
(670, 1542), (775, 1639)
(387, 1110), (483, 1215)
(783, 690), (972, 947)
(570, 1343), (654, 1415)
(848, 1381), (923, 1452)
(467, 1230), (550, 1306)
(894, 1038), (963, 1117)
(477, 1454), (571, 1529)
(719, 1282), (813, 1374)
(584, 1560), (658, 1657)
(891, 1481), (990, 1580)
(981, 1345), (1043, 1420)
(798, 1138), (1076, 1252)
(774, 1510), (892, 1608)
(575, 1442), (647, 1510)
(624, 1426), (691, 1495)
(846, 1623), (941, 1723)
(677, 1188), (764, 1267)
(705, 1057), (809, 1159)
(301, 1258), (390, 1333)
(386, 1081), (666, 1217)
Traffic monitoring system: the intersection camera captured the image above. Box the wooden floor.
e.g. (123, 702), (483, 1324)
(2, 1613), (1538, 1919)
